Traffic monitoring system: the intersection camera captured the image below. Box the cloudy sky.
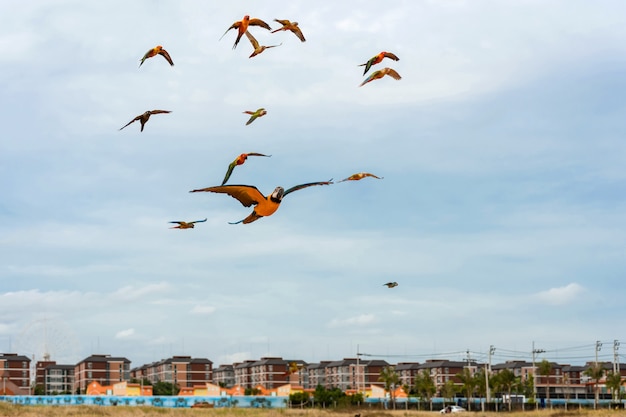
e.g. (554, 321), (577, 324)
(1, 0), (625, 370)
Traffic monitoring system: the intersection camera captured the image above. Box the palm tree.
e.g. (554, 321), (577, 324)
(457, 368), (477, 411)
(605, 371), (623, 405)
(414, 369), (437, 410)
(584, 363), (605, 410)
(441, 380), (458, 406)
(378, 366), (400, 409)
(538, 360), (552, 408)
(493, 369), (517, 411)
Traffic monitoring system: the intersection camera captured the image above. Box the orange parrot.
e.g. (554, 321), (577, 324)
(139, 45), (174, 67)
(221, 152), (271, 185)
(169, 219), (207, 229)
(359, 51), (399, 75)
(359, 67), (402, 87)
(337, 172), (384, 183)
(271, 19), (306, 42)
(189, 180), (333, 224)
(245, 31), (282, 58)
(119, 110), (172, 132)
(220, 15), (272, 50)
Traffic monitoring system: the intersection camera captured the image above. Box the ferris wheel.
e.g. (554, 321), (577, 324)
(14, 318), (81, 365)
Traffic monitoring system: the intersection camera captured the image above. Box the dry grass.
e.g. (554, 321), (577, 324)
(0, 404), (625, 417)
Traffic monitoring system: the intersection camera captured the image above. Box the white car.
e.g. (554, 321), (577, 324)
(440, 405), (466, 414)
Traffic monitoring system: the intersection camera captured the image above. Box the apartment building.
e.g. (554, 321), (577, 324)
(306, 361), (330, 389)
(234, 360), (256, 389)
(213, 364), (235, 387)
(0, 353), (31, 395)
(394, 362), (421, 387)
(130, 356), (212, 388)
(418, 359), (477, 393)
(44, 364), (74, 394)
(74, 354), (130, 394)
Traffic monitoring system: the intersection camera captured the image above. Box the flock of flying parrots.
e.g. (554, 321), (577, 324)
(117, 14), (401, 287)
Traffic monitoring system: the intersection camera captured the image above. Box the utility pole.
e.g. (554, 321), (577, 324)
(532, 342), (545, 410)
(596, 340), (602, 366)
(486, 346), (495, 406)
(613, 340), (620, 374)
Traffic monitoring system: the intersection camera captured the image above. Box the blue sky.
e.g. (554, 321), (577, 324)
(1, 0), (625, 370)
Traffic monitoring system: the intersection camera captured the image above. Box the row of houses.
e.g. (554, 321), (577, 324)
(0, 352), (622, 398)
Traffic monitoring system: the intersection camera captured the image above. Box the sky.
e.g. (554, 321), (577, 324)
(1, 0), (625, 371)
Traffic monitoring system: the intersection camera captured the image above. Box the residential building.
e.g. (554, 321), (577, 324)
(418, 359), (477, 394)
(306, 361), (330, 389)
(131, 356), (212, 388)
(233, 360), (256, 389)
(44, 364), (74, 394)
(213, 364), (235, 388)
(394, 362), (421, 388)
(74, 354), (130, 394)
(0, 353), (31, 395)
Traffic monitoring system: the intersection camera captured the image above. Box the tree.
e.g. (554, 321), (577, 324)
(584, 363), (605, 410)
(538, 360), (552, 408)
(152, 381), (178, 396)
(441, 380), (458, 405)
(378, 366), (400, 409)
(457, 368), (477, 411)
(414, 369), (437, 410)
(605, 371), (623, 404)
(492, 369), (517, 411)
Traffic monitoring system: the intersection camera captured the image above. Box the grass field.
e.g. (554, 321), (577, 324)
(0, 404), (624, 417)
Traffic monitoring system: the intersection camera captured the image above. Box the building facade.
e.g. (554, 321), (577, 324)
(74, 354), (130, 394)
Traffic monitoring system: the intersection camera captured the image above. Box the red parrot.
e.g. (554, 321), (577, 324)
(139, 45), (174, 67)
(359, 51), (399, 75)
(220, 15), (272, 50)
(359, 67), (402, 87)
(221, 152), (271, 185)
(189, 180), (333, 224)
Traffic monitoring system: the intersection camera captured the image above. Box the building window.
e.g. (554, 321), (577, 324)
(88, 362), (92, 369)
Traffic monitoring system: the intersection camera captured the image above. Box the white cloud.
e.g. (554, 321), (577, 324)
(534, 283), (585, 306)
(328, 314), (377, 328)
(191, 305), (216, 315)
(111, 282), (171, 301)
(114, 328), (135, 339)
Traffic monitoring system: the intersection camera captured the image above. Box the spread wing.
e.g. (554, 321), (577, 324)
(169, 221), (185, 225)
(383, 52), (400, 61)
(119, 115), (141, 130)
(220, 22), (241, 40)
(158, 49), (174, 66)
(284, 180), (333, 197)
(291, 26), (305, 42)
(191, 218), (208, 224)
(385, 68), (402, 80)
(246, 153), (271, 157)
(189, 184), (265, 207)
(274, 19), (291, 26)
(148, 109), (171, 115)
(249, 18), (272, 31)
(221, 161), (238, 185)
(245, 30), (260, 49)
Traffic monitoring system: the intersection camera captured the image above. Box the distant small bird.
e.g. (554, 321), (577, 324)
(337, 172), (383, 183)
(384, 282), (398, 288)
(243, 108), (267, 125)
(119, 110), (172, 132)
(169, 219), (207, 229)
(359, 67), (402, 87)
(271, 19), (306, 42)
(139, 45), (174, 67)
(245, 31), (282, 58)
(222, 152), (271, 185)
(359, 51), (399, 75)
(189, 180), (333, 224)
(220, 15), (272, 50)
